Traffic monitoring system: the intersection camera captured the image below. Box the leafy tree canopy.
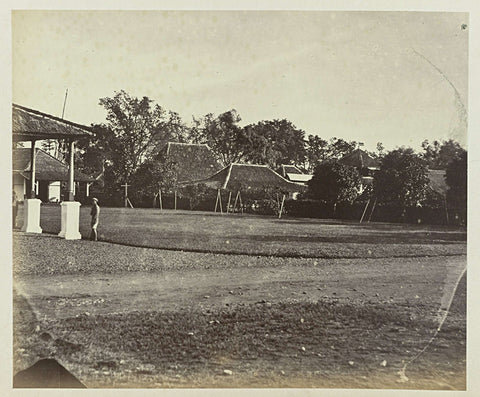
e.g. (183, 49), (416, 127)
(305, 136), (359, 172)
(445, 150), (467, 223)
(307, 162), (362, 212)
(188, 109), (247, 165)
(96, 90), (175, 182)
(243, 119), (306, 169)
(374, 147), (430, 210)
(421, 139), (466, 170)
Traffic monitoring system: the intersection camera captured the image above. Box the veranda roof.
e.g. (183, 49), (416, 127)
(12, 104), (93, 141)
(286, 173), (313, 183)
(163, 142), (224, 183)
(338, 149), (379, 169)
(279, 164), (304, 177)
(193, 163), (306, 193)
(13, 148), (95, 182)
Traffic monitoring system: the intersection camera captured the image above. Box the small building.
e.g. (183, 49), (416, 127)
(12, 103), (93, 238)
(427, 169), (448, 198)
(278, 164), (313, 185)
(13, 148), (95, 203)
(161, 142), (224, 184)
(192, 163), (306, 198)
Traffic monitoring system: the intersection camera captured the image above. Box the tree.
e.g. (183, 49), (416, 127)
(41, 139), (57, 156)
(75, 90), (187, 205)
(189, 109), (248, 165)
(445, 151), (467, 224)
(327, 137), (357, 160)
(130, 157), (179, 206)
(242, 119), (307, 169)
(97, 90), (172, 184)
(421, 139), (465, 170)
(304, 136), (358, 171)
(307, 162), (362, 214)
(162, 111), (189, 145)
(76, 123), (111, 178)
(179, 183), (215, 210)
(421, 139), (441, 168)
(374, 148), (430, 217)
(305, 135), (329, 172)
(375, 142), (385, 158)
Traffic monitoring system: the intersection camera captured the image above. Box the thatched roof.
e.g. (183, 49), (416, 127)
(338, 149), (379, 169)
(163, 142), (223, 183)
(195, 163), (306, 193)
(12, 104), (93, 141)
(428, 169), (448, 197)
(13, 148), (95, 182)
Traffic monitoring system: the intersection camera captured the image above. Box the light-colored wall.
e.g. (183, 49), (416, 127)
(48, 181), (61, 202)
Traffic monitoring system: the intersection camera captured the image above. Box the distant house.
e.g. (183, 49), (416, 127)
(338, 148), (380, 170)
(338, 149), (380, 192)
(192, 163), (306, 198)
(278, 164), (313, 185)
(161, 142), (224, 184)
(427, 169), (448, 198)
(13, 148), (95, 202)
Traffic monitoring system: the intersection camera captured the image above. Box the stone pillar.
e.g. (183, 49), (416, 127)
(58, 201), (82, 240)
(68, 140), (75, 201)
(21, 199), (42, 233)
(29, 141), (37, 199)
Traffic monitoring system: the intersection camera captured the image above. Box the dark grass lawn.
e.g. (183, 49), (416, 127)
(20, 204), (467, 258)
(24, 293), (465, 389)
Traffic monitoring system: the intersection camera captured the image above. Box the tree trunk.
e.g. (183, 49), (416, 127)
(333, 202), (337, 217)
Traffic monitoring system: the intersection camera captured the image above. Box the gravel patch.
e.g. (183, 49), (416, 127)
(14, 232), (465, 277)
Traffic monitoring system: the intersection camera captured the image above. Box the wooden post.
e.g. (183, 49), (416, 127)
(153, 193), (158, 208)
(174, 190), (177, 210)
(214, 190), (219, 212)
(233, 191), (240, 212)
(239, 192), (243, 214)
(278, 194), (286, 219)
(218, 189), (223, 214)
(159, 190), (163, 210)
(367, 197), (377, 223)
(359, 199), (370, 223)
(227, 191), (232, 214)
(444, 197), (449, 224)
(121, 183), (130, 208)
(29, 140), (36, 198)
(67, 140), (75, 201)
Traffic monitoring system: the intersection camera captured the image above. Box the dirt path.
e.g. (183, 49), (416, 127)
(13, 231), (466, 389)
(15, 254), (466, 322)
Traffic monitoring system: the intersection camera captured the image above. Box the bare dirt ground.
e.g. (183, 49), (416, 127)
(13, 232), (466, 389)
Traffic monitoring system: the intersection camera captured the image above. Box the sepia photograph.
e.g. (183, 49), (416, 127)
(10, 7), (469, 391)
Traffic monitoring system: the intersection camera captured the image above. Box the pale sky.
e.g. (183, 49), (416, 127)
(12, 11), (468, 152)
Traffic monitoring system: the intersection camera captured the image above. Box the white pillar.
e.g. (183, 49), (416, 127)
(58, 201), (82, 240)
(68, 140), (75, 201)
(29, 141), (37, 199)
(21, 199), (42, 233)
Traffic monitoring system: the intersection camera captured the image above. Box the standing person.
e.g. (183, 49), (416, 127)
(90, 197), (100, 241)
(12, 190), (18, 229)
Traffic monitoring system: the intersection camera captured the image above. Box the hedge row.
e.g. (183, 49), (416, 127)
(285, 199), (464, 225)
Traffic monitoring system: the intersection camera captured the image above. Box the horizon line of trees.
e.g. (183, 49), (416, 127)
(35, 90), (466, 223)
